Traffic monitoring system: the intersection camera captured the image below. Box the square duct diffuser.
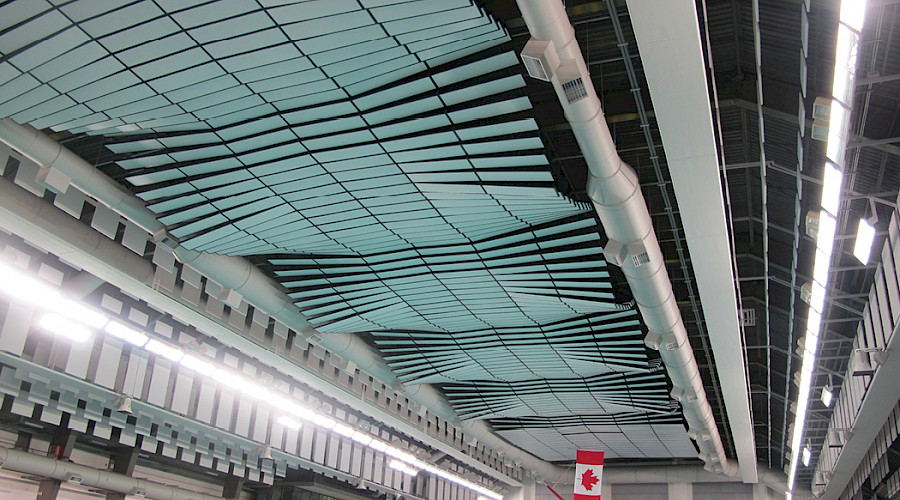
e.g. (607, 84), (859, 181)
(521, 39), (559, 82)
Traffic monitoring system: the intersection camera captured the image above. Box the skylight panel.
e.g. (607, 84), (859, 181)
(463, 138), (544, 156)
(282, 10), (373, 40)
(205, 29), (288, 60)
(406, 19), (501, 53)
(418, 29), (507, 64)
(189, 11), (273, 44)
(0, 10), (67, 55)
(171, 0), (259, 29)
(363, 95), (443, 126)
(294, 24), (387, 55)
(447, 97), (533, 125)
(382, 132), (459, 153)
(382, 7), (482, 38)
(371, 114), (451, 139)
(11, 26), (89, 73)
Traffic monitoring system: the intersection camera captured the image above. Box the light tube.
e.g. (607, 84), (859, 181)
(821, 163), (843, 216)
(40, 313), (92, 342)
(146, 339), (184, 362)
(277, 416), (302, 429)
(104, 321), (148, 347)
(853, 219), (875, 264)
(180, 354), (216, 376)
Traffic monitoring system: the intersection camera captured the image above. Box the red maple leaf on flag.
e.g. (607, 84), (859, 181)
(581, 468), (599, 491)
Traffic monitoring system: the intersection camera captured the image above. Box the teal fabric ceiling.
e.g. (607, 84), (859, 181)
(0, 0), (694, 460)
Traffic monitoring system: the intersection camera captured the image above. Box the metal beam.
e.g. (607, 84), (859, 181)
(106, 448), (139, 500)
(36, 427), (76, 500)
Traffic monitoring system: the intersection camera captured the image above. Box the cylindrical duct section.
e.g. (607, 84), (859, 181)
(515, 0), (736, 476)
(0, 447), (224, 500)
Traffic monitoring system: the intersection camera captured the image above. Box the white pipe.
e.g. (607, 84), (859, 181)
(0, 121), (568, 483)
(0, 447), (222, 500)
(514, 0), (736, 477)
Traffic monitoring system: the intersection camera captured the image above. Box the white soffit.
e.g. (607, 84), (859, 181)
(624, 0), (758, 483)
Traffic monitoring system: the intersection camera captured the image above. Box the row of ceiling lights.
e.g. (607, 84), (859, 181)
(786, 0), (873, 497)
(0, 258), (503, 500)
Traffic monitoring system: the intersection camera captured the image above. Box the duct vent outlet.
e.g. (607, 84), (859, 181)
(523, 55), (549, 81)
(811, 118), (829, 142)
(152, 229), (179, 250)
(131, 487), (148, 498)
(741, 308), (756, 326)
(631, 250), (650, 267)
(520, 39), (558, 82)
(64, 473), (84, 485)
(562, 77), (588, 103)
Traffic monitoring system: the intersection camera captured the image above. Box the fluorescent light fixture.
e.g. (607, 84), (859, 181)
(806, 309), (822, 338)
(277, 415), (302, 429)
(289, 405), (316, 421)
(821, 163), (843, 216)
(802, 446), (811, 466)
(56, 299), (108, 329)
(370, 439), (389, 452)
(180, 354), (216, 376)
(832, 25), (859, 105)
(853, 219), (876, 264)
(809, 282), (827, 314)
(385, 446), (417, 464)
(816, 212), (837, 254)
(40, 313), (92, 342)
(145, 339), (184, 362)
(812, 249), (831, 286)
(821, 386), (833, 407)
(0, 262), (63, 307)
(826, 101), (849, 164)
(214, 370), (264, 396)
(0, 262), (107, 328)
(104, 321), (148, 347)
(840, 0), (868, 31)
(351, 431), (373, 446)
(312, 414), (335, 429)
(786, 492), (792, 500)
(804, 329), (820, 357)
(261, 393), (291, 409)
(389, 460), (419, 476)
(333, 423), (355, 437)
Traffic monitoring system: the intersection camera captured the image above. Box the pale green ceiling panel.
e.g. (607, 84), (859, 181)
(0, 0), (687, 456)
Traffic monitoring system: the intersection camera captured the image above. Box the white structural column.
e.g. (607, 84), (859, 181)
(601, 482), (612, 499)
(506, 474), (536, 500)
(624, 0), (758, 483)
(753, 482), (772, 500)
(668, 482), (693, 500)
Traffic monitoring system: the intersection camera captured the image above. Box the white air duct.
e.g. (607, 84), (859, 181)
(514, 0), (737, 476)
(0, 447), (223, 500)
(0, 119), (571, 484)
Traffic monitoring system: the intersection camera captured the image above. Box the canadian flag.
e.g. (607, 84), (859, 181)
(573, 450), (604, 500)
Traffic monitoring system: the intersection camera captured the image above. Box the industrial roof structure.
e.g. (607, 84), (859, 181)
(0, 0), (898, 499)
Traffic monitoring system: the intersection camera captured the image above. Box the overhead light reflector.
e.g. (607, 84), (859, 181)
(840, 0), (868, 32)
(853, 219), (875, 264)
(180, 354), (215, 376)
(146, 339), (184, 362)
(821, 385), (833, 407)
(40, 313), (92, 342)
(104, 321), (148, 347)
(277, 416), (302, 429)
(821, 163), (843, 216)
